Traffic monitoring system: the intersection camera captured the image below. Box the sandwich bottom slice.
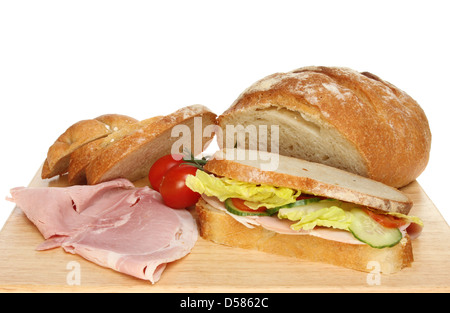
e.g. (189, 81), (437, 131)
(187, 149), (423, 274)
(196, 198), (413, 274)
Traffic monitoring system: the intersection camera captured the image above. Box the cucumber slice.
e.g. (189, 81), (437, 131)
(224, 198), (270, 216)
(265, 197), (323, 215)
(349, 209), (402, 249)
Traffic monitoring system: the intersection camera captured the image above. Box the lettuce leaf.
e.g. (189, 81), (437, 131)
(277, 200), (354, 231)
(385, 211), (424, 227)
(277, 200), (424, 231)
(185, 170), (300, 209)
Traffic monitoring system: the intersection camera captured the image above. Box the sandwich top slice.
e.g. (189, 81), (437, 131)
(186, 148), (423, 274)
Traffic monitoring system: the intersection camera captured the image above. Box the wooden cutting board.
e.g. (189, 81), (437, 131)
(1, 168), (449, 292)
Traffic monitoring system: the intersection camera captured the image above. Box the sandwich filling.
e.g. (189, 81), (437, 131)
(186, 170), (423, 249)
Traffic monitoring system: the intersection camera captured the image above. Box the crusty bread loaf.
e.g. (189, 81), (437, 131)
(205, 148), (413, 214)
(41, 114), (138, 179)
(67, 116), (163, 185)
(196, 198), (414, 274)
(218, 66), (431, 188)
(93, 114), (138, 132)
(85, 105), (217, 185)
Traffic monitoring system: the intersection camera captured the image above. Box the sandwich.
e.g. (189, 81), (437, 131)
(186, 148), (423, 274)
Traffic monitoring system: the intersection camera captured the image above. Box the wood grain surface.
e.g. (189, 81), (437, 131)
(1, 168), (449, 292)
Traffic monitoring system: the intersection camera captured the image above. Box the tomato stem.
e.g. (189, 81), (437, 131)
(181, 149), (209, 170)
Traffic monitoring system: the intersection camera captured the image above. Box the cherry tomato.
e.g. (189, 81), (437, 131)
(148, 154), (184, 191)
(364, 209), (407, 228)
(159, 164), (201, 209)
(231, 198), (267, 213)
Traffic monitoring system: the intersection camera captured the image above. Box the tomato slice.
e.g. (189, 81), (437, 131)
(231, 198), (267, 213)
(364, 209), (407, 228)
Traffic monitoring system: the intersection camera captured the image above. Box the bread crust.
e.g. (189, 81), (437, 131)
(85, 105), (217, 184)
(41, 114), (138, 179)
(196, 198), (414, 274)
(67, 116), (163, 185)
(218, 66), (431, 188)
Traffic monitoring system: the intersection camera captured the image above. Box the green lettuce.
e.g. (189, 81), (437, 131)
(277, 200), (354, 231)
(277, 200), (424, 231)
(185, 170), (300, 209)
(385, 211), (424, 227)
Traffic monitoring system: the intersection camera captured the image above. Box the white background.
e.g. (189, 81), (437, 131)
(1, 0), (449, 230)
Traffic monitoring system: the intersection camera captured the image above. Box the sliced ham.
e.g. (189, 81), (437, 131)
(9, 179), (136, 239)
(8, 179), (198, 283)
(400, 221), (423, 241)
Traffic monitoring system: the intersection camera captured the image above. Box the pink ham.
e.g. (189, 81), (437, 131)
(8, 179), (198, 283)
(9, 179), (136, 239)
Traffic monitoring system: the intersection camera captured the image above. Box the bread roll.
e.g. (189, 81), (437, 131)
(218, 66), (431, 188)
(41, 114), (138, 179)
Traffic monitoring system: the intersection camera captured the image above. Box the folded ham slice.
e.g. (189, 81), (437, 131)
(8, 179), (198, 283)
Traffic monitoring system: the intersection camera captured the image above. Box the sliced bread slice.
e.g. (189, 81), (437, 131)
(41, 114), (138, 179)
(85, 105), (217, 185)
(204, 148), (412, 214)
(67, 116), (163, 184)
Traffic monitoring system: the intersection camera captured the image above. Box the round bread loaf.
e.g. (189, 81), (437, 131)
(218, 66), (431, 188)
